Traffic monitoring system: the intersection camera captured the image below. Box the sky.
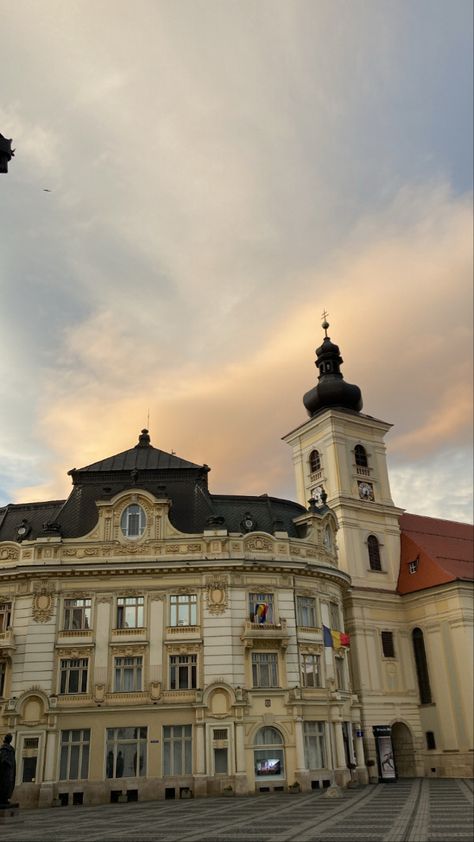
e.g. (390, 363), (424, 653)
(0, 0), (472, 523)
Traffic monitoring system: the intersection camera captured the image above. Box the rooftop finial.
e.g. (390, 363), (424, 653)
(137, 429), (151, 448)
(321, 309), (329, 337)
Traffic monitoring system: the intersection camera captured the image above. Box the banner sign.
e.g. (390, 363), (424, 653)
(373, 725), (397, 781)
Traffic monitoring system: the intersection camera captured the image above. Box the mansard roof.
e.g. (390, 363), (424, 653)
(0, 430), (307, 542)
(398, 512), (474, 595)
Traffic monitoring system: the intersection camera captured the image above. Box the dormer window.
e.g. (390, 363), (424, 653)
(354, 445), (368, 467)
(120, 504), (146, 540)
(309, 450), (321, 473)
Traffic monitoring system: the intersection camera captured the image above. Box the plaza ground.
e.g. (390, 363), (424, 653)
(1, 778), (473, 842)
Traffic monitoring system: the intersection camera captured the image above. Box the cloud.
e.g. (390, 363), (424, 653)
(10, 183), (472, 526)
(1, 2), (472, 526)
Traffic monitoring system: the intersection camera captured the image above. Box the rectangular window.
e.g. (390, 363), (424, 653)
(303, 722), (326, 769)
(106, 727), (147, 778)
(114, 656), (143, 692)
(249, 593), (274, 623)
(296, 596), (317, 627)
(22, 756), (37, 782)
(169, 594), (197, 627)
(329, 602), (340, 631)
(0, 601), (12, 631)
(63, 598), (91, 631)
(301, 654), (321, 688)
(60, 729), (90, 780)
(163, 725), (192, 776)
(335, 657), (346, 690)
(0, 662), (6, 697)
(426, 731), (436, 750)
(169, 654), (197, 690)
(251, 652), (278, 688)
(381, 631), (395, 658)
(116, 596), (144, 629)
(59, 658), (88, 694)
(214, 748), (228, 774)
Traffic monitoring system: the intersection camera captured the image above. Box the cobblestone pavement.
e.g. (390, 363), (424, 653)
(1, 779), (472, 842)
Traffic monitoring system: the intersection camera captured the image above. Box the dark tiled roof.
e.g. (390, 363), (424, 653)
(398, 513), (474, 594)
(0, 500), (65, 543)
(73, 445), (203, 474)
(0, 432), (307, 543)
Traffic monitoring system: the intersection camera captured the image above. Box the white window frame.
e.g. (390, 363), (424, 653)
(296, 596), (317, 627)
(169, 594), (197, 627)
(106, 727), (147, 778)
(0, 601), (12, 631)
(63, 598), (91, 631)
(303, 721), (326, 769)
(251, 652), (279, 688)
(301, 653), (322, 688)
(114, 656), (143, 692)
(169, 653), (197, 690)
(116, 596), (144, 629)
(249, 593), (274, 623)
(59, 729), (90, 781)
(163, 725), (192, 776)
(59, 658), (89, 694)
(120, 504), (146, 540)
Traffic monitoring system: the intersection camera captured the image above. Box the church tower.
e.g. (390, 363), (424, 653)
(283, 316), (403, 591)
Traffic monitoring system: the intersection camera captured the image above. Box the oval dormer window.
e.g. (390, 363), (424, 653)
(120, 504), (146, 540)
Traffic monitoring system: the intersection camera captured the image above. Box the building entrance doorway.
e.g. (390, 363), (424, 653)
(391, 722), (415, 777)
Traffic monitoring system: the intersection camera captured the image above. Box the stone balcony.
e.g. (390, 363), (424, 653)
(240, 618), (290, 649)
(0, 627), (15, 654)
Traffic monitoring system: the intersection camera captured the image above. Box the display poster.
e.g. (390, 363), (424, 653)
(373, 725), (397, 781)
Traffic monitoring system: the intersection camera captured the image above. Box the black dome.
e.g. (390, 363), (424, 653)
(303, 323), (363, 417)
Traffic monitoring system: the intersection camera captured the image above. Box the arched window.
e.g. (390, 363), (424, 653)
(412, 628), (432, 704)
(120, 504), (146, 540)
(253, 727), (284, 779)
(309, 450), (321, 473)
(367, 535), (382, 571)
(354, 445), (368, 467)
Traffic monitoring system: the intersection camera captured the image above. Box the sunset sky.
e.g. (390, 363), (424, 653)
(1, 1), (472, 523)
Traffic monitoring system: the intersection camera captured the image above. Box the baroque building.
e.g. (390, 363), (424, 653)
(0, 321), (472, 807)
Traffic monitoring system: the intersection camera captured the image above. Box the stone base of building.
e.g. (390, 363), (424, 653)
(0, 803), (21, 824)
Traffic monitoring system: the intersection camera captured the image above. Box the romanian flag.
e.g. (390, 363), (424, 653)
(331, 630), (351, 649)
(323, 625), (333, 647)
(255, 603), (268, 624)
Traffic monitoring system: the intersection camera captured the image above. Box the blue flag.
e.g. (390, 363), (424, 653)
(323, 625), (333, 647)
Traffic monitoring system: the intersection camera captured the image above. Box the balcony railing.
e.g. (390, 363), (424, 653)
(0, 628), (15, 652)
(241, 618), (289, 649)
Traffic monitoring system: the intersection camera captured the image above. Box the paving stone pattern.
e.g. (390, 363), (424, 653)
(1, 780), (473, 842)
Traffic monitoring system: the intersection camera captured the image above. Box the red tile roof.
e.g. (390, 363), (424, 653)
(398, 513), (474, 594)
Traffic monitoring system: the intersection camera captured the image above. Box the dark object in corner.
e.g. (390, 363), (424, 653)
(0, 135), (15, 173)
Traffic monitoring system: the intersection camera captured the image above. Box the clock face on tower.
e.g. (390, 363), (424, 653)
(358, 481), (374, 502)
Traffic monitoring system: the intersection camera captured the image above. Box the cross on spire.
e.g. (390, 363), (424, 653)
(321, 309), (330, 337)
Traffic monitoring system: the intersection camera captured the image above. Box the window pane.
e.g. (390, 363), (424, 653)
(69, 745), (80, 779)
(59, 746), (69, 780)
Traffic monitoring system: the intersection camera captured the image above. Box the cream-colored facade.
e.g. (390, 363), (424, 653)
(1, 327), (472, 808)
(0, 488), (367, 807)
(283, 382), (473, 781)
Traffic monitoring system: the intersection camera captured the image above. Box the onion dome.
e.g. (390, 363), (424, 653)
(303, 317), (363, 417)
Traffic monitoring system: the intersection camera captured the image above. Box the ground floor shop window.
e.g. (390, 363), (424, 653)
(163, 725), (192, 775)
(106, 727), (147, 778)
(303, 722), (326, 769)
(253, 726), (285, 779)
(60, 729), (90, 780)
